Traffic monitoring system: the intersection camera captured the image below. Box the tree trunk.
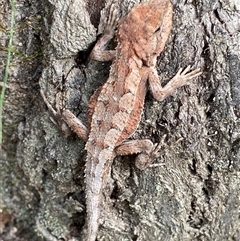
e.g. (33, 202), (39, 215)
(1, 0), (239, 240)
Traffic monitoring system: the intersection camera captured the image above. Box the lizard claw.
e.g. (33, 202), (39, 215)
(174, 65), (202, 86)
(104, 3), (120, 36)
(135, 135), (167, 170)
(150, 134), (167, 160)
(149, 137), (184, 168)
(142, 136), (184, 169)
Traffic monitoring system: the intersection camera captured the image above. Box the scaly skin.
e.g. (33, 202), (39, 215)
(85, 0), (201, 240)
(41, 0), (202, 240)
(85, 1), (173, 240)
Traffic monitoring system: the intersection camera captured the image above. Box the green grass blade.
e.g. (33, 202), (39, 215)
(0, 0), (15, 149)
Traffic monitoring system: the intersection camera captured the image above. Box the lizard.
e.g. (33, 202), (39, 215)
(40, 0), (202, 240)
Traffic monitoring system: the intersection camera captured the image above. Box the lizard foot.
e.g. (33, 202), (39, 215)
(40, 89), (88, 139)
(115, 135), (182, 170)
(90, 3), (120, 61)
(134, 136), (184, 170)
(134, 135), (167, 170)
(104, 3), (120, 36)
(171, 65), (202, 87)
(40, 89), (71, 136)
(148, 65), (202, 101)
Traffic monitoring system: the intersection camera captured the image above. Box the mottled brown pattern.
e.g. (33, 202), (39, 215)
(83, 1), (201, 240)
(41, 1), (202, 240)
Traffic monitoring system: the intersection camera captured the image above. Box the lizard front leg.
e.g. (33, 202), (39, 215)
(90, 4), (119, 62)
(40, 4), (119, 139)
(148, 65), (202, 101)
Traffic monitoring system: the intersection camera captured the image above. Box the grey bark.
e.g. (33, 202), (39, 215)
(1, 0), (239, 240)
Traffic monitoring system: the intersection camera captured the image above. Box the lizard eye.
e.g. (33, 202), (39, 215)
(154, 27), (161, 33)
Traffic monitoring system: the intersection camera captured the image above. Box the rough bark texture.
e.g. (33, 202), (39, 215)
(1, 0), (239, 241)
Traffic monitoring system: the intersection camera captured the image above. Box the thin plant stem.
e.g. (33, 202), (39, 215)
(0, 0), (15, 148)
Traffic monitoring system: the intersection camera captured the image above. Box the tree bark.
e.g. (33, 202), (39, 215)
(1, 0), (239, 240)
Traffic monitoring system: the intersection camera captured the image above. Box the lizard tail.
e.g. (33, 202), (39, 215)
(84, 150), (114, 240)
(86, 193), (101, 241)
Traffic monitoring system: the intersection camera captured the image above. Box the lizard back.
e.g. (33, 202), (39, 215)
(86, 0), (172, 156)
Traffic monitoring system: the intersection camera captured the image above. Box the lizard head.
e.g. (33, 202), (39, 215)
(118, 0), (173, 66)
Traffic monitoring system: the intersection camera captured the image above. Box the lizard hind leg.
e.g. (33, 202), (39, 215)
(115, 136), (167, 170)
(40, 89), (89, 140)
(115, 135), (183, 170)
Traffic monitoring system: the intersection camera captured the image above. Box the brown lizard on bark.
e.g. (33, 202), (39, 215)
(40, 0), (202, 240)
